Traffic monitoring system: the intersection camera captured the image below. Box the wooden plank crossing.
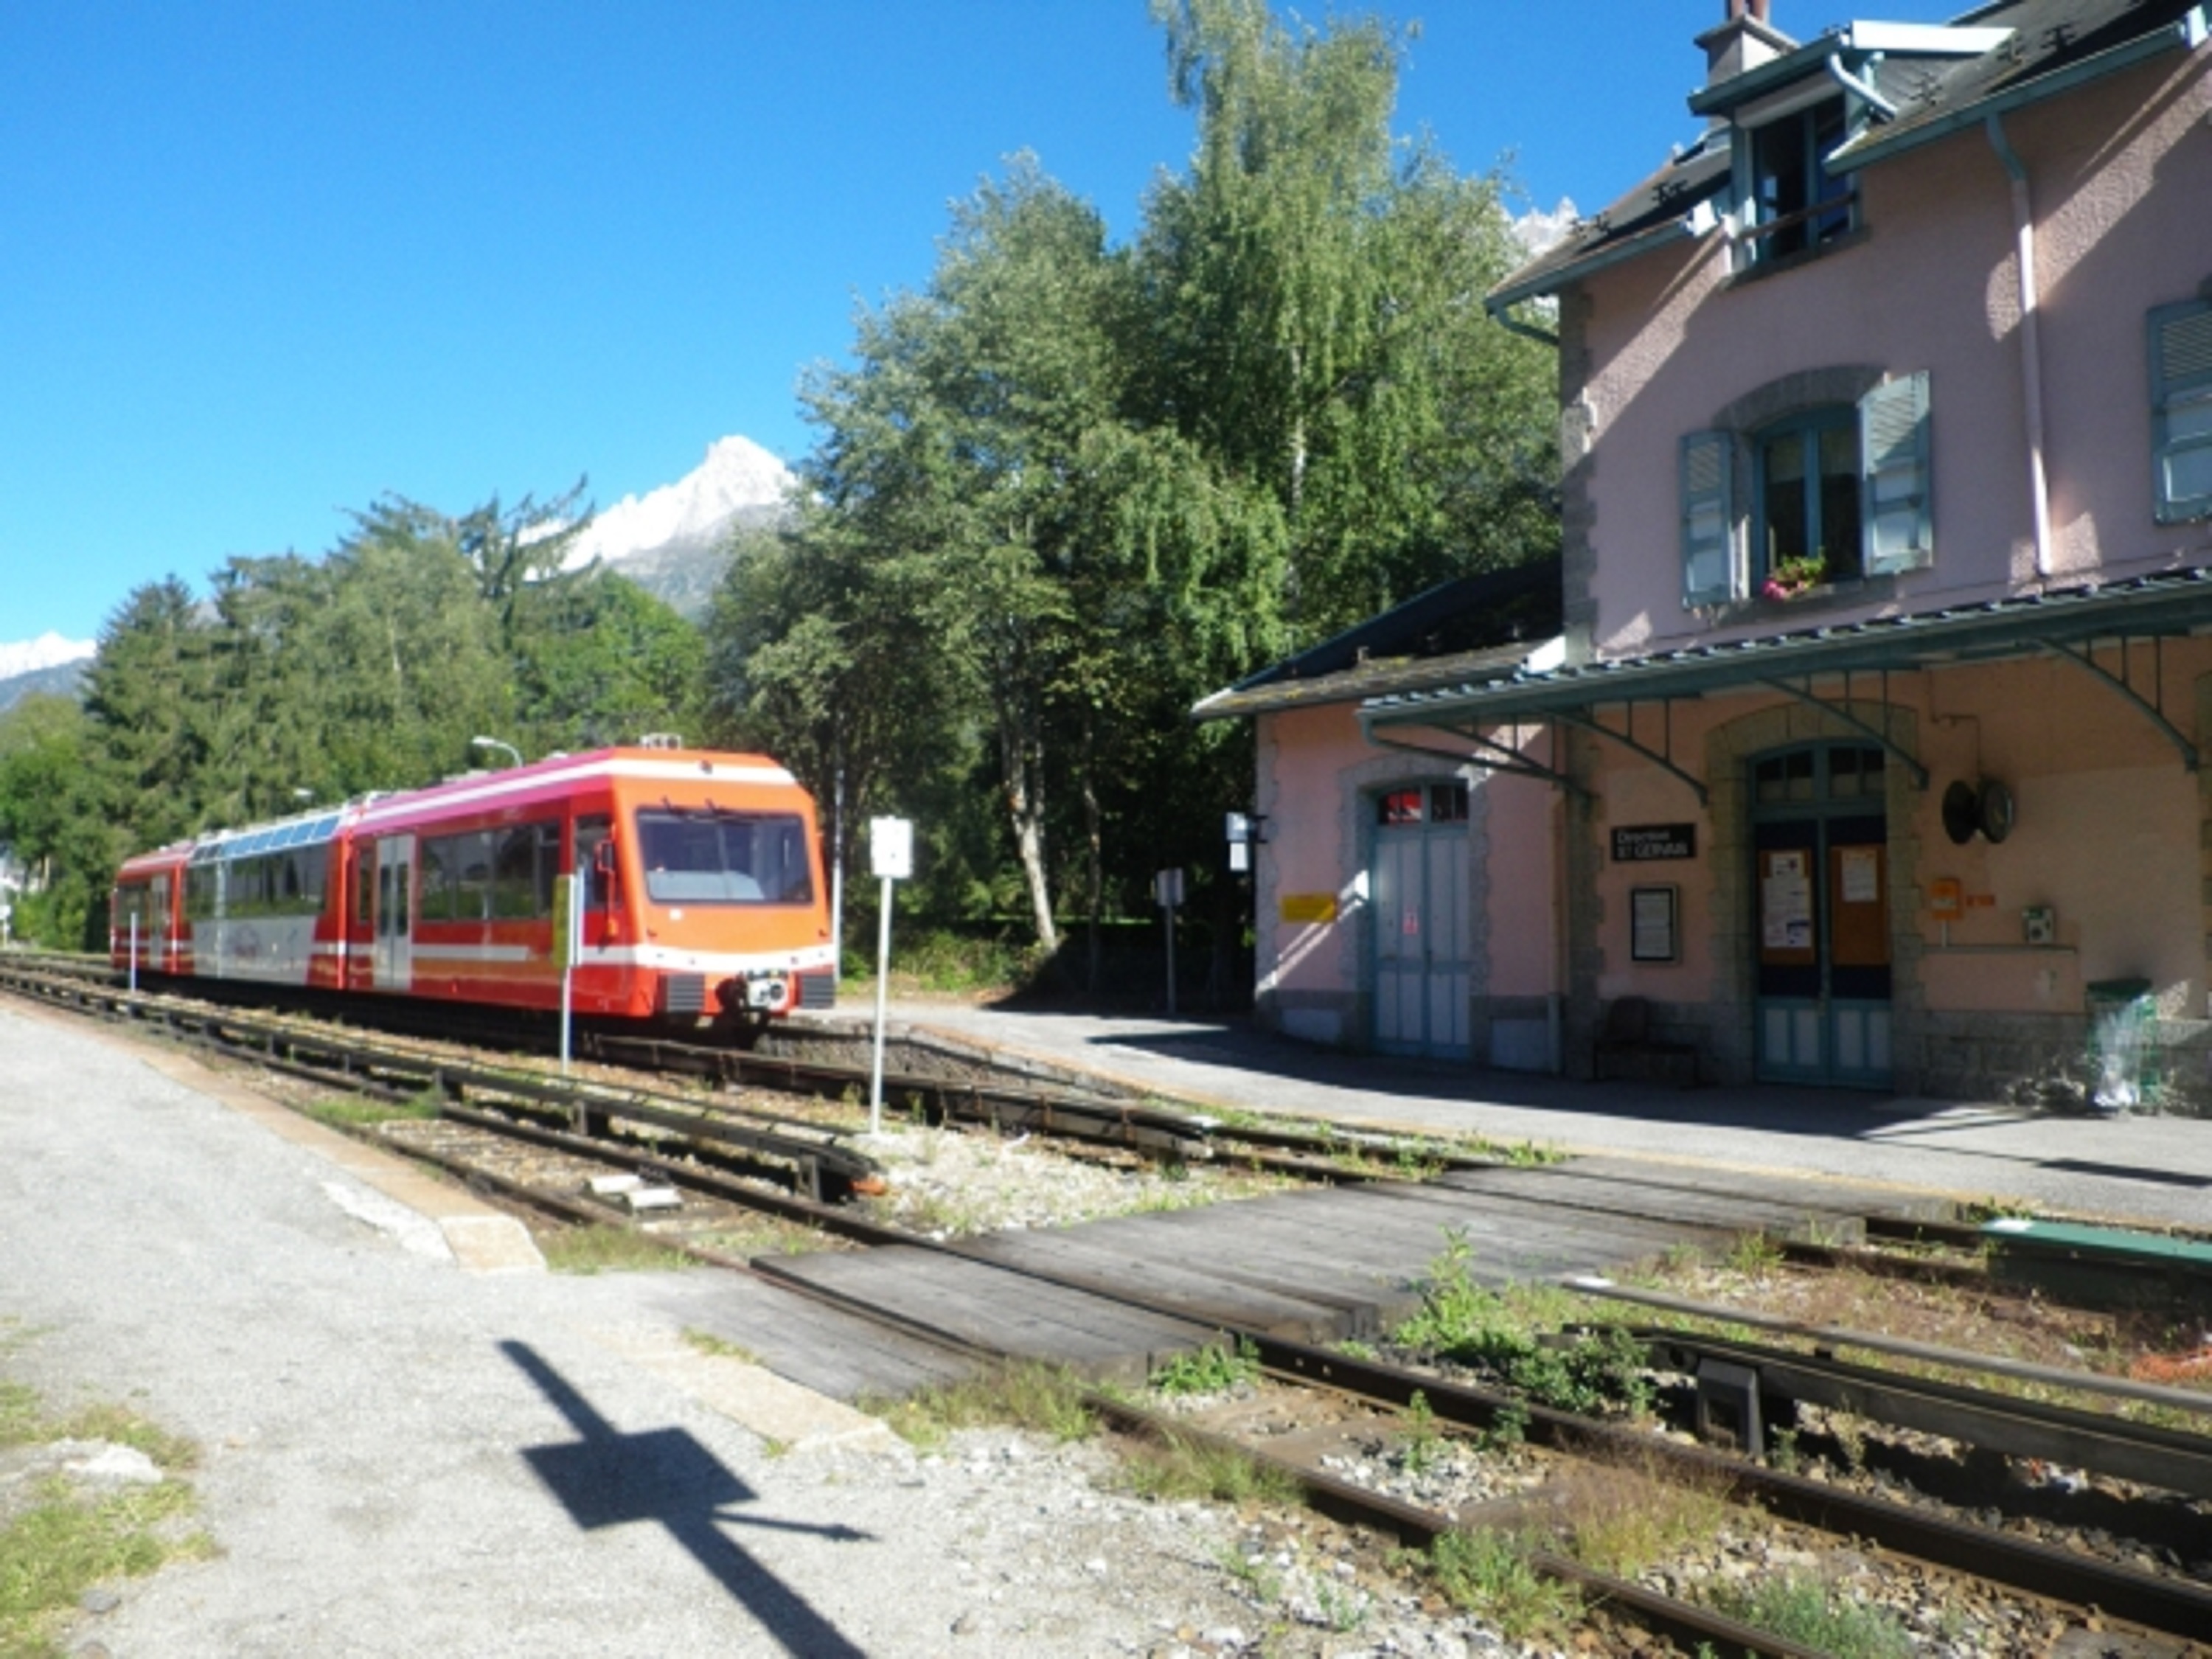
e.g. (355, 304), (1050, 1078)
(742, 1154), (1958, 1401)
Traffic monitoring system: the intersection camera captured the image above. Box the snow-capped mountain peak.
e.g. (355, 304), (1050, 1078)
(566, 435), (793, 569)
(0, 632), (94, 681)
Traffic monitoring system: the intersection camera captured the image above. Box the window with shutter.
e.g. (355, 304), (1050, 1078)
(1680, 430), (1736, 608)
(2152, 299), (2212, 524)
(1860, 372), (1932, 573)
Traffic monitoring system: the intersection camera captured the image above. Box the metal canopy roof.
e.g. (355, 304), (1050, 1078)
(1360, 565), (2212, 785)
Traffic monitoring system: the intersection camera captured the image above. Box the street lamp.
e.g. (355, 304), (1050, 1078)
(470, 736), (524, 769)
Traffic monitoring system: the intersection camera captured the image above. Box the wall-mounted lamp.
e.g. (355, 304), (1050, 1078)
(1225, 811), (1268, 873)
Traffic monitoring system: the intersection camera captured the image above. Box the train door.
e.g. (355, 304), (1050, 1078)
(1370, 782), (1473, 1060)
(371, 833), (415, 990)
(1751, 743), (1892, 1087)
(152, 874), (173, 972)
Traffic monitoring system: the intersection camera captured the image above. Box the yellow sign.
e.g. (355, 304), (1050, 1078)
(1279, 893), (1338, 925)
(552, 872), (580, 967)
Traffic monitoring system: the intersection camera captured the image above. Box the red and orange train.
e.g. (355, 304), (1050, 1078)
(109, 745), (836, 1029)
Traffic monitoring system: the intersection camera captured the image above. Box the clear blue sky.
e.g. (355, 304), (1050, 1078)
(1, 0), (1963, 645)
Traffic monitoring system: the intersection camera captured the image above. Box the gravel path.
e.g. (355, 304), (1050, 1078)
(1, 1004), (1293, 1658)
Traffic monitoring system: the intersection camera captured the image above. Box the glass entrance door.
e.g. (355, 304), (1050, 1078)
(1752, 745), (1892, 1087)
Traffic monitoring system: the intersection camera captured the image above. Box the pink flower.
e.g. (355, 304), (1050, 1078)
(1761, 579), (1790, 600)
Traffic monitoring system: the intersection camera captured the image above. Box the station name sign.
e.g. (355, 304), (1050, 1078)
(1612, 824), (1697, 863)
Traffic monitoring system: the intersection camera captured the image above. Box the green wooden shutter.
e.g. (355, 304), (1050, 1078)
(1861, 371), (1931, 574)
(1680, 430), (1736, 607)
(2152, 299), (2212, 525)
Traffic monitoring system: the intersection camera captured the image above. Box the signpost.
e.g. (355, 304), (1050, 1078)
(868, 817), (913, 1135)
(1155, 867), (1184, 1016)
(552, 872), (582, 1075)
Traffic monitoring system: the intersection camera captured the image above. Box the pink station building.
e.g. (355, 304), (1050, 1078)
(1197, 0), (2212, 1103)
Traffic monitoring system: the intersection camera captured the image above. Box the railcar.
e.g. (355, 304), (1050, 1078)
(109, 745), (837, 1029)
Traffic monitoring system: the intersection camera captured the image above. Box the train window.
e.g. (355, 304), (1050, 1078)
(532, 821), (559, 914)
(419, 839), (455, 922)
(493, 821), (560, 919)
(576, 815), (612, 910)
(634, 807), (813, 906)
(456, 830), (495, 922)
(355, 851), (374, 929)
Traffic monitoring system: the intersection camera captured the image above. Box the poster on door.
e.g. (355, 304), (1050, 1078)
(1760, 849), (1815, 959)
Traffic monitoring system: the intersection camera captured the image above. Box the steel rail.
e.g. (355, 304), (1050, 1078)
(0, 964), (884, 1200)
(1251, 1334), (2212, 1641)
(1634, 1326), (2212, 1499)
(1078, 1393), (1834, 1659)
(756, 1220), (2212, 1640)
(1566, 1275), (2212, 1417)
(9, 958), (1516, 1188)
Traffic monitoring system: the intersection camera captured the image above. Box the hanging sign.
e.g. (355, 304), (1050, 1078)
(1612, 824), (1697, 862)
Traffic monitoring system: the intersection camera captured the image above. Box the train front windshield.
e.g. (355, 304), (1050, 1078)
(635, 807), (814, 905)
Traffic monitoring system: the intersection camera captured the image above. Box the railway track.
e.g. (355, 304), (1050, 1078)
(0, 956), (1539, 1187)
(262, 1054), (2212, 1652)
(13, 956), (2212, 1652)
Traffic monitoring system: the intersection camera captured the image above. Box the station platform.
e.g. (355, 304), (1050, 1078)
(869, 999), (2212, 1234)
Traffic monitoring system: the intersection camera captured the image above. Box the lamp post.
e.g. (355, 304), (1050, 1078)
(470, 736), (524, 769)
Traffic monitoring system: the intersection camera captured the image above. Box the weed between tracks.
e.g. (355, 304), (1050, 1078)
(861, 1362), (1098, 1453)
(0, 1374), (215, 1659)
(539, 1224), (699, 1274)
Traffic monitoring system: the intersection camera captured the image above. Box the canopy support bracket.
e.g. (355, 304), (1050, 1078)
(1365, 729), (1590, 800)
(1757, 676), (1930, 789)
(2045, 639), (2199, 771)
(1551, 703), (1709, 807)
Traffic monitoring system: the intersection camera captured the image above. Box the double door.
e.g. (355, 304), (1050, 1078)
(1752, 745), (1892, 1087)
(1371, 783), (1472, 1059)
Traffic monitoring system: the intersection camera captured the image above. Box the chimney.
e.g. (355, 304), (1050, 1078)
(1696, 0), (1794, 93)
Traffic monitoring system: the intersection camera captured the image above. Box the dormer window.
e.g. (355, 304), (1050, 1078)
(1743, 94), (1856, 265)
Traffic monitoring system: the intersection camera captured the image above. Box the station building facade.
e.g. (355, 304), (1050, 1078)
(1205, 0), (2212, 1103)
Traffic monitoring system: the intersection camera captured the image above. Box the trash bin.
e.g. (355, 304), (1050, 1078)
(2084, 977), (2156, 1115)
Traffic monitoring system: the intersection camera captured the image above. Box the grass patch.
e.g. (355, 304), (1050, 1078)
(862, 1363), (1096, 1453)
(1393, 1234), (1652, 1419)
(681, 1330), (761, 1366)
(1722, 1231), (1785, 1277)
(1552, 1456), (1733, 1579)
(300, 1093), (424, 1131)
(0, 1382), (215, 1658)
(1707, 1572), (1914, 1658)
(1421, 1528), (1582, 1643)
(538, 1223), (700, 1275)
(1148, 1338), (1260, 1398)
(1119, 1430), (1301, 1506)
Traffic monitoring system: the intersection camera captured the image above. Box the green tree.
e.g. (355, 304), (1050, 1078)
(0, 693), (114, 947)
(1135, 0), (1556, 637)
(514, 571), (705, 753)
(739, 161), (1135, 952)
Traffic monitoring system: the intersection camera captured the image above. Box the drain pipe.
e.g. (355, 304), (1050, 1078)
(1988, 111), (2053, 580)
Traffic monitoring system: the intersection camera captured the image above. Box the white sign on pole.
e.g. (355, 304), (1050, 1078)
(870, 816), (914, 880)
(867, 817), (913, 1133)
(554, 872), (582, 1074)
